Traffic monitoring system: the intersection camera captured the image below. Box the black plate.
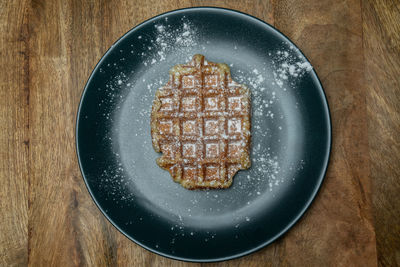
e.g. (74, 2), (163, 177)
(76, 7), (331, 262)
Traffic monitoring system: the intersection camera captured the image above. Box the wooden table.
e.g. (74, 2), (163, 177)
(1, 0), (399, 266)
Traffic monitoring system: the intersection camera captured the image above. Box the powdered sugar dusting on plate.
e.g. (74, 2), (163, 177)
(270, 46), (313, 90)
(139, 18), (198, 66)
(93, 17), (315, 239)
(232, 67), (285, 192)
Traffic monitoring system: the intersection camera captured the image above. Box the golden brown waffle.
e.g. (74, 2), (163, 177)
(151, 54), (251, 189)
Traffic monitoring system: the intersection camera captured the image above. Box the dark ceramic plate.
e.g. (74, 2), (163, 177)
(76, 7), (331, 262)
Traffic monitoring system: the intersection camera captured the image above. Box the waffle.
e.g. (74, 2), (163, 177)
(151, 54), (251, 189)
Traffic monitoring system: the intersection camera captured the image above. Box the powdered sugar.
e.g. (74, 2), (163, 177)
(138, 19), (198, 66)
(270, 48), (313, 89)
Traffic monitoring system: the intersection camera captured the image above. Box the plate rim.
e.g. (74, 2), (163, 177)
(76, 6), (332, 263)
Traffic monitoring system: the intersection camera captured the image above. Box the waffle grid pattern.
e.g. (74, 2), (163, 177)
(151, 55), (251, 189)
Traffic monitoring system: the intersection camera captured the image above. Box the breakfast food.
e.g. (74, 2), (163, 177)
(151, 54), (251, 189)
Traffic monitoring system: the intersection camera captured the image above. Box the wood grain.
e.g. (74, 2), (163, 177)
(0, 0), (399, 266)
(363, 0), (400, 265)
(0, 0), (29, 266)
